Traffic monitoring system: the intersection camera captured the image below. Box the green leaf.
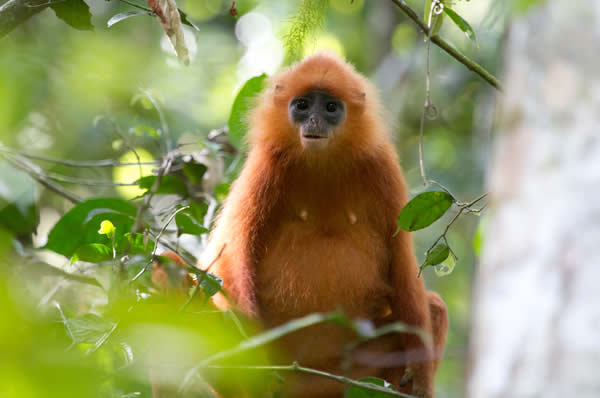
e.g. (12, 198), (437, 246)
(198, 272), (223, 298)
(183, 162), (208, 185)
(424, 0), (445, 36)
(72, 243), (113, 263)
(473, 215), (488, 257)
(435, 252), (456, 276)
(188, 201), (208, 221)
(137, 175), (188, 196)
(129, 124), (160, 138)
(50, 0), (93, 31)
(513, 0), (546, 15)
(423, 242), (450, 267)
(397, 191), (454, 232)
(444, 7), (476, 42)
(176, 212), (208, 236)
(344, 377), (398, 398)
(178, 9), (200, 31)
(64, 313), (115, 344)
(214, 183), (230, 202)
(227, 74), (267, 150)
(107, 10), (149, 28)
(115, 232), (153, 256)
(45, 198), (136, 258)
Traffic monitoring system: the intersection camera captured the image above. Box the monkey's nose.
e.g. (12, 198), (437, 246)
(309, 115), (320, 128)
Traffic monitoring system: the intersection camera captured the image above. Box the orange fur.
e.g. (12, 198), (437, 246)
(202, 52), (448, 398)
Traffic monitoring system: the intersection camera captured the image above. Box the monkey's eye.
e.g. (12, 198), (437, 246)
(326, 102), (337, 113)
(296, 99), (309, 111)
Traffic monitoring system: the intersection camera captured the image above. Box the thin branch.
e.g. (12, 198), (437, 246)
(1, 152), (82, 203)
(131, 204), (189, 282)
(118, 0), (153, 12)
(28, 261), (102, 288)
(179, 244), (225, 312)
(199, 363), (416, 398)
(0, 145), (158, 167)
(389, 0), (503, 91)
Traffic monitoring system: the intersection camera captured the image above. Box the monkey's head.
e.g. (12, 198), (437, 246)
(288, 88), (346, 150)
(249, 52), (387, 157)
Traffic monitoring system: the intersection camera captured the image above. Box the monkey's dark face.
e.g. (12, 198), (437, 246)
(288, 89), (346, 150)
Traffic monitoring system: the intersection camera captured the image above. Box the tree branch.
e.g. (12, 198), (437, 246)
(201, 363), (416, 398)
(389, 0), (503, 91)
(0, 0), (51, 39)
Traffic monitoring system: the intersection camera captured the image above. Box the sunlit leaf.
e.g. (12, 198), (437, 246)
(435, 252), (457, 276)
(107, 10), (149, 28)
(45, 198), (136, 257)
(344, 377), (398, 397)
(513, 0), (546, 15)
(130, 124), (160, 138)
(228, 74), (267, 150)
(423, 241), (450, 267)
(72, 243), (113, 263)
(214, 183), (230, 202)
(397, 191), (454, 232)
(50, 0), (93, 31)
(473, 215), (488, 257)
(444, 7), (477, 42)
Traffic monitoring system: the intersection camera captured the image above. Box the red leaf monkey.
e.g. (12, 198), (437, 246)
(200, 52), (448, 398)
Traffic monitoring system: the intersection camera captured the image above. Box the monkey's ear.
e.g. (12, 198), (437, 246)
(349, 90), (366, 107)
(272, 84), (287, 105)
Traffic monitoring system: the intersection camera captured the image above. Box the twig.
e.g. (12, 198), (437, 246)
(118, 0), (153, 12)
(0, 145), (158, 167)
(179, 244), (225, 312)
(1, 152), (81, 203)
(389, 0), (503, 91)
(199, 363), (416, 398)
(131, 204), (189, 282)
(180, 312), (344, 393)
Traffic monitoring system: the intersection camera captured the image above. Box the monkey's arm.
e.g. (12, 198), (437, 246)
(202, 148), (286, 318)
(387, 230), (435, 398)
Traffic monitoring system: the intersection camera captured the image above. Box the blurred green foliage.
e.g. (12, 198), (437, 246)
(0, 0), (507, 396)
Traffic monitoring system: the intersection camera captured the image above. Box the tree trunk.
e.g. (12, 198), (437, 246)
(467, 1), (600, 397)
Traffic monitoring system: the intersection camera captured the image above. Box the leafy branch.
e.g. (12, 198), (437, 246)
(389, 0), (503, 91)
(180, 311), (421, 398)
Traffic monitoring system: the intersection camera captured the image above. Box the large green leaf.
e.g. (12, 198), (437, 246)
(50, 0), (93, 31)
(344, 377), (398, 398)
(227, 74), (267, 150)
(45, 198), (136, 258)
(444, 7), (476, 42)
(397, 191), (454, 232)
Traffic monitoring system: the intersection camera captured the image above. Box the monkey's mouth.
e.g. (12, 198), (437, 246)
(302, 133), (328, 140)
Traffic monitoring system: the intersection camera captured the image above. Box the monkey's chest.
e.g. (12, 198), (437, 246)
(255, 210), (392, 325)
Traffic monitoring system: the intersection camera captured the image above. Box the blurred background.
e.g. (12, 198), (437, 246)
(0, 0), (507, 396)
